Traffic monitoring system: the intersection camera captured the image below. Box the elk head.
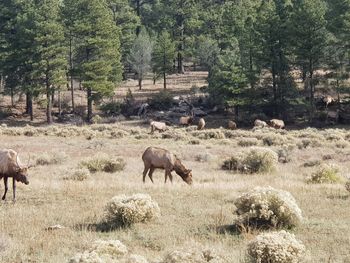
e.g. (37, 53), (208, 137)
(15, 154), (31, 185)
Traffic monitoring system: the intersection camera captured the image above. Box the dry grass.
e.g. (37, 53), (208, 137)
(1, 124), (350, 262)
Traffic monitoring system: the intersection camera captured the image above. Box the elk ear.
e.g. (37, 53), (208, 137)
(186, 169), (192, 174)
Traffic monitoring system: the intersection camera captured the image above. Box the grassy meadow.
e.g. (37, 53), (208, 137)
(0, 123), (350, 262)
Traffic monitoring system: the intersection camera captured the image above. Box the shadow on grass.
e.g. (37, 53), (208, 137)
(74, 221), (130, 233)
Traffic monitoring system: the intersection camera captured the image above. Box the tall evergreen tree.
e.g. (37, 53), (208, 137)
(152, 31), (176, 89)
(74, 0), (122, 122)
(128, 29), (152, 90)
(291, 0), (329, 121)
(33, 0), (67, 124)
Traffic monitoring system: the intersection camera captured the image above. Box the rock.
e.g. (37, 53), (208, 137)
(192, 108), (207, 117)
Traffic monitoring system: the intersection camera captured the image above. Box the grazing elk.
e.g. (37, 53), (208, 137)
(227, 120), (237, 130)
(197, 118), (205, 130)
(269, 119), (285, 129)
(254, 119), (268, 128)
(142, 147), (193, 185)
(150, 121), (168, 134)
(0, 149), (31, 201)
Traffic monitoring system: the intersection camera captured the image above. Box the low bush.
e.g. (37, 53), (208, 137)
(247, 230), (306, 263)
(238, 138), (259, 147)
(307, 164), (342, 184)
(148, 91), (174, 110)
(99, 101), (122, 116)
(35, 152), (68, 166)
(104, 194), (160, 227)
(222, 148), (278, 174)
(234, 186), (303, 228)
(162, 243), (225, 263)
(69, 240), (148, 263)
(80, 153), (126, 173)
(63, 168), (90, 181)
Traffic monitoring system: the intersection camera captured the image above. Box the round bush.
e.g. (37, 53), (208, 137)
(222, 148), (278, 174)
(307, 164), (342, 184)
(69, 240), (149, 263)
(162, 245), (225, 263)
(234, 187), (302, 228)
(104, 194), (160, 227)
(64, 168), (90, 181)
(80, 153), (126, 173)
(247, 230), (306, 263)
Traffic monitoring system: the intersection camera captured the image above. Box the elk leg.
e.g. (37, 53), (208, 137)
(169, 172), (173, 183)
(12, 178), (16, 201)
(164, 170), (168, 183)
(142, 166), (150, 183)
(148, 166), (155, 183)
(2, 177), (8, 200)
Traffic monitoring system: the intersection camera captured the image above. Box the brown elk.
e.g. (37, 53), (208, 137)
(150, 121), (168, 134)
(0, 149), (32, 201)
(269, 119), (285, 129)
(142, 147), (192, 185)
(227, 120), (237, 130)
(254, 119), (268, 128)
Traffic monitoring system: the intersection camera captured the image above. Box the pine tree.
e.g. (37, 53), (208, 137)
(291, 0), (329, 121)
(152, 31), (176, 89)
(33, 0), (67, 124)
(74, 0), (122, 122)
(128, 29), (152, 90)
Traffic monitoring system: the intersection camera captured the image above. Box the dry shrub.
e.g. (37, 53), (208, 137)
(302, 160), (321, 168)
(276, 148), (292, 164)
(162, 243), (225, 263)
(238, 138), (259, 147)
(110, 130), (128, 139)
(63, 168), (90, 181)
(222, 148), (278, 174)
(80, 153), (126, 173)
(307, 164), (342, 184)
(335, 139), (350, 149)
(104, 194), (160, 227)
(195, 153), (214, 163)
(35, 152), (68, 166)
(189, 139), (200, 145)
(192, 130), (225, 140)
(234, 187), (303, 229)
(247, 230), (305, 263)
(297, 138), (322, 149)
(69, 240), (148, 263)
(262, 133), (287, 146)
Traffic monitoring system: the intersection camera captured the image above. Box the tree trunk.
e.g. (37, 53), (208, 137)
(272, 63), (277, 115)
(69, 35), (75, 112)
(10, 87), (14, 107)
(138, 77), (142, 90)
(309, 59), (314, 123)
(136, 0), (141, 35)
(58, 88), (61, 116)
(25, 92), (30, 114)
(51, 90), (55, 107)
(163, 72), (166, 89)
(87, 87), (93, 123)
(177, 9), (185, 74)
(46, 82), (53, 124)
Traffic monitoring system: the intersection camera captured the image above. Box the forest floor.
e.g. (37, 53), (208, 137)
(0, 124), (350, 262)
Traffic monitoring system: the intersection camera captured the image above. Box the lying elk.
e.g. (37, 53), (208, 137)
(142, 147), (193, 185)
(0, 149), (32, 201)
